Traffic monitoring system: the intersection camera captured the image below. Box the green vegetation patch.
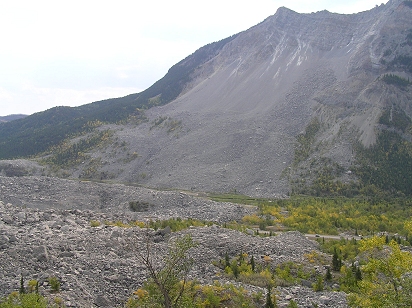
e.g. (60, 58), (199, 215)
(379, 107), (411, 132)
(404, 1), (412, 8)
(381, 74), (410, 88)
(267, 197), (412, 236)
(389, 55), (412, 73)
(355, 130), (412, 196)
(289, 108), (412, 198)
(208, 193), (274, 206)
(223, 194), (412, 237)
(43, 130), (113, 168)
(148, 217), (213, 232)
(91, 217), (213, 231)
(0, 35), (238, 160)
(294, 118), (321, 165)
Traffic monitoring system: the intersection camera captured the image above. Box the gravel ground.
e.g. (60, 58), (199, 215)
(0, 200), (348, 307)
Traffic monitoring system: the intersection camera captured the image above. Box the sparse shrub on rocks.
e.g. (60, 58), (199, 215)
(286, 299), (298, 308)
(105, 220), (130, 228)
(129, 233), (198, 308)
(52, 297), (65, 308)
(90, 220), (101, 227)
(1, 164), (28, 177)
(148, 217), (212, 232)
(48, 277), (60, 293)
(0, 291), (48, 308)
(27, 280), (39, 293)
(313, 275), (324, 292)
(0, 277), (48, 308)
(129, 200), (152, 212)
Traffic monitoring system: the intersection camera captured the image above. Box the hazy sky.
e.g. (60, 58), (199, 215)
(0, 0), (386, 116)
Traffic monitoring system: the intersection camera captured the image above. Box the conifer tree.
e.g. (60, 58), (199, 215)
(19, 274), (25, 294)
(250, 255), (256, 272)
(332, 248), (341, 271)
(265, 284), (275, 308)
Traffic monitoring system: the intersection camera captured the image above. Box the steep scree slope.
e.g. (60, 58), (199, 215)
(62, 0), (412, 197)
(2, 1), (412, 197)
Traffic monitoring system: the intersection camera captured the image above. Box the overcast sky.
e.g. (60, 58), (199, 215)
(0, 0), (386, 116)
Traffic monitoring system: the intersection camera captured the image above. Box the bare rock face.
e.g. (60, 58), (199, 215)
(28, 0), (408, 198)
(2, 3), (412, 307)
(0, 2), (411, 198)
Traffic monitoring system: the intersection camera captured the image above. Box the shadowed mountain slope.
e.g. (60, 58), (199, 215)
(0, 114), (27, 123)
(0, 36), (237, 159)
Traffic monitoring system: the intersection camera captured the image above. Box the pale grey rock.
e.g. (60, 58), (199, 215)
(3, 1), (409, 307)
(94, 295), (112, 307)
(2, 214), (13, 224)
(33, 245), (49, 262)
(320, 295), (331, 305)
(0, 234), (9, 248)
(0, 198), (348, 307)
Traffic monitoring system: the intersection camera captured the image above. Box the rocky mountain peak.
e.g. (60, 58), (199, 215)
(0, 1), (411, 197)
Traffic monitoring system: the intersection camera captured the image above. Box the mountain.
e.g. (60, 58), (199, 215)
(0, 114), (27, 123)
(1, 0), (412, 198)
(0, 36), (236, 159)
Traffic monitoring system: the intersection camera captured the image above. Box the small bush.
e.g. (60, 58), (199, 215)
(48, 276), (60, 292)
(129, 201), (151, 212)
(27, 280), (39, 293)
(381, 74), (410, 87)
(0, 292), (48, 308)
(90, 220), (101, 227)
(287, 300), (298, 308)
(53, 297), (65, 307)
(313, 275), (324, 292)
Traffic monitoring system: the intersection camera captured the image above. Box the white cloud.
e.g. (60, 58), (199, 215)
(0, 0), (387, 116)
(0, 84), (143, 116)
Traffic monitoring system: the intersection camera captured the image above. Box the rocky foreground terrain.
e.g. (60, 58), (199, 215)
(0, 175), (253, 221)
(0, 176), (348, 307)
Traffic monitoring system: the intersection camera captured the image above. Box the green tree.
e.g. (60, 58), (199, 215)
(0, 292), (48, 308)
(231, 259), (240, 279)
(349, 236), (412, 307)
(325, 267), (332, 281)
(131, 233), (198, 308)
(332, 248), (342, 271)
(313, 275), (324, 292)
(48, 277), (60, 293)
(265, 284), (276, 308)
(19, 275), (24, 294)
(250, 255), (256, 272)
(225, 252), (230, 268)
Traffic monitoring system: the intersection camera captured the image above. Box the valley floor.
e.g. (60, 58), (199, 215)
(0, 176), (348, 307)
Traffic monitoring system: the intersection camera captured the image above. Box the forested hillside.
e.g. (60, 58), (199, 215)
(0, 35), (237, 159)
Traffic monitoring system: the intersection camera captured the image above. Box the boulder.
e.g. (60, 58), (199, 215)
(33, 245), (49, 262)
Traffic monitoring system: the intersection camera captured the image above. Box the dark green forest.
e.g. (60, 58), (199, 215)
(0, 35), (237, 160)
(355, 130), (412, 196)
(290, 105), (412, 198)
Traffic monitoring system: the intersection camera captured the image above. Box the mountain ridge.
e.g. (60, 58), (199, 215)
(1, 0), (411, 197)
(0, 114), (27, 123)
